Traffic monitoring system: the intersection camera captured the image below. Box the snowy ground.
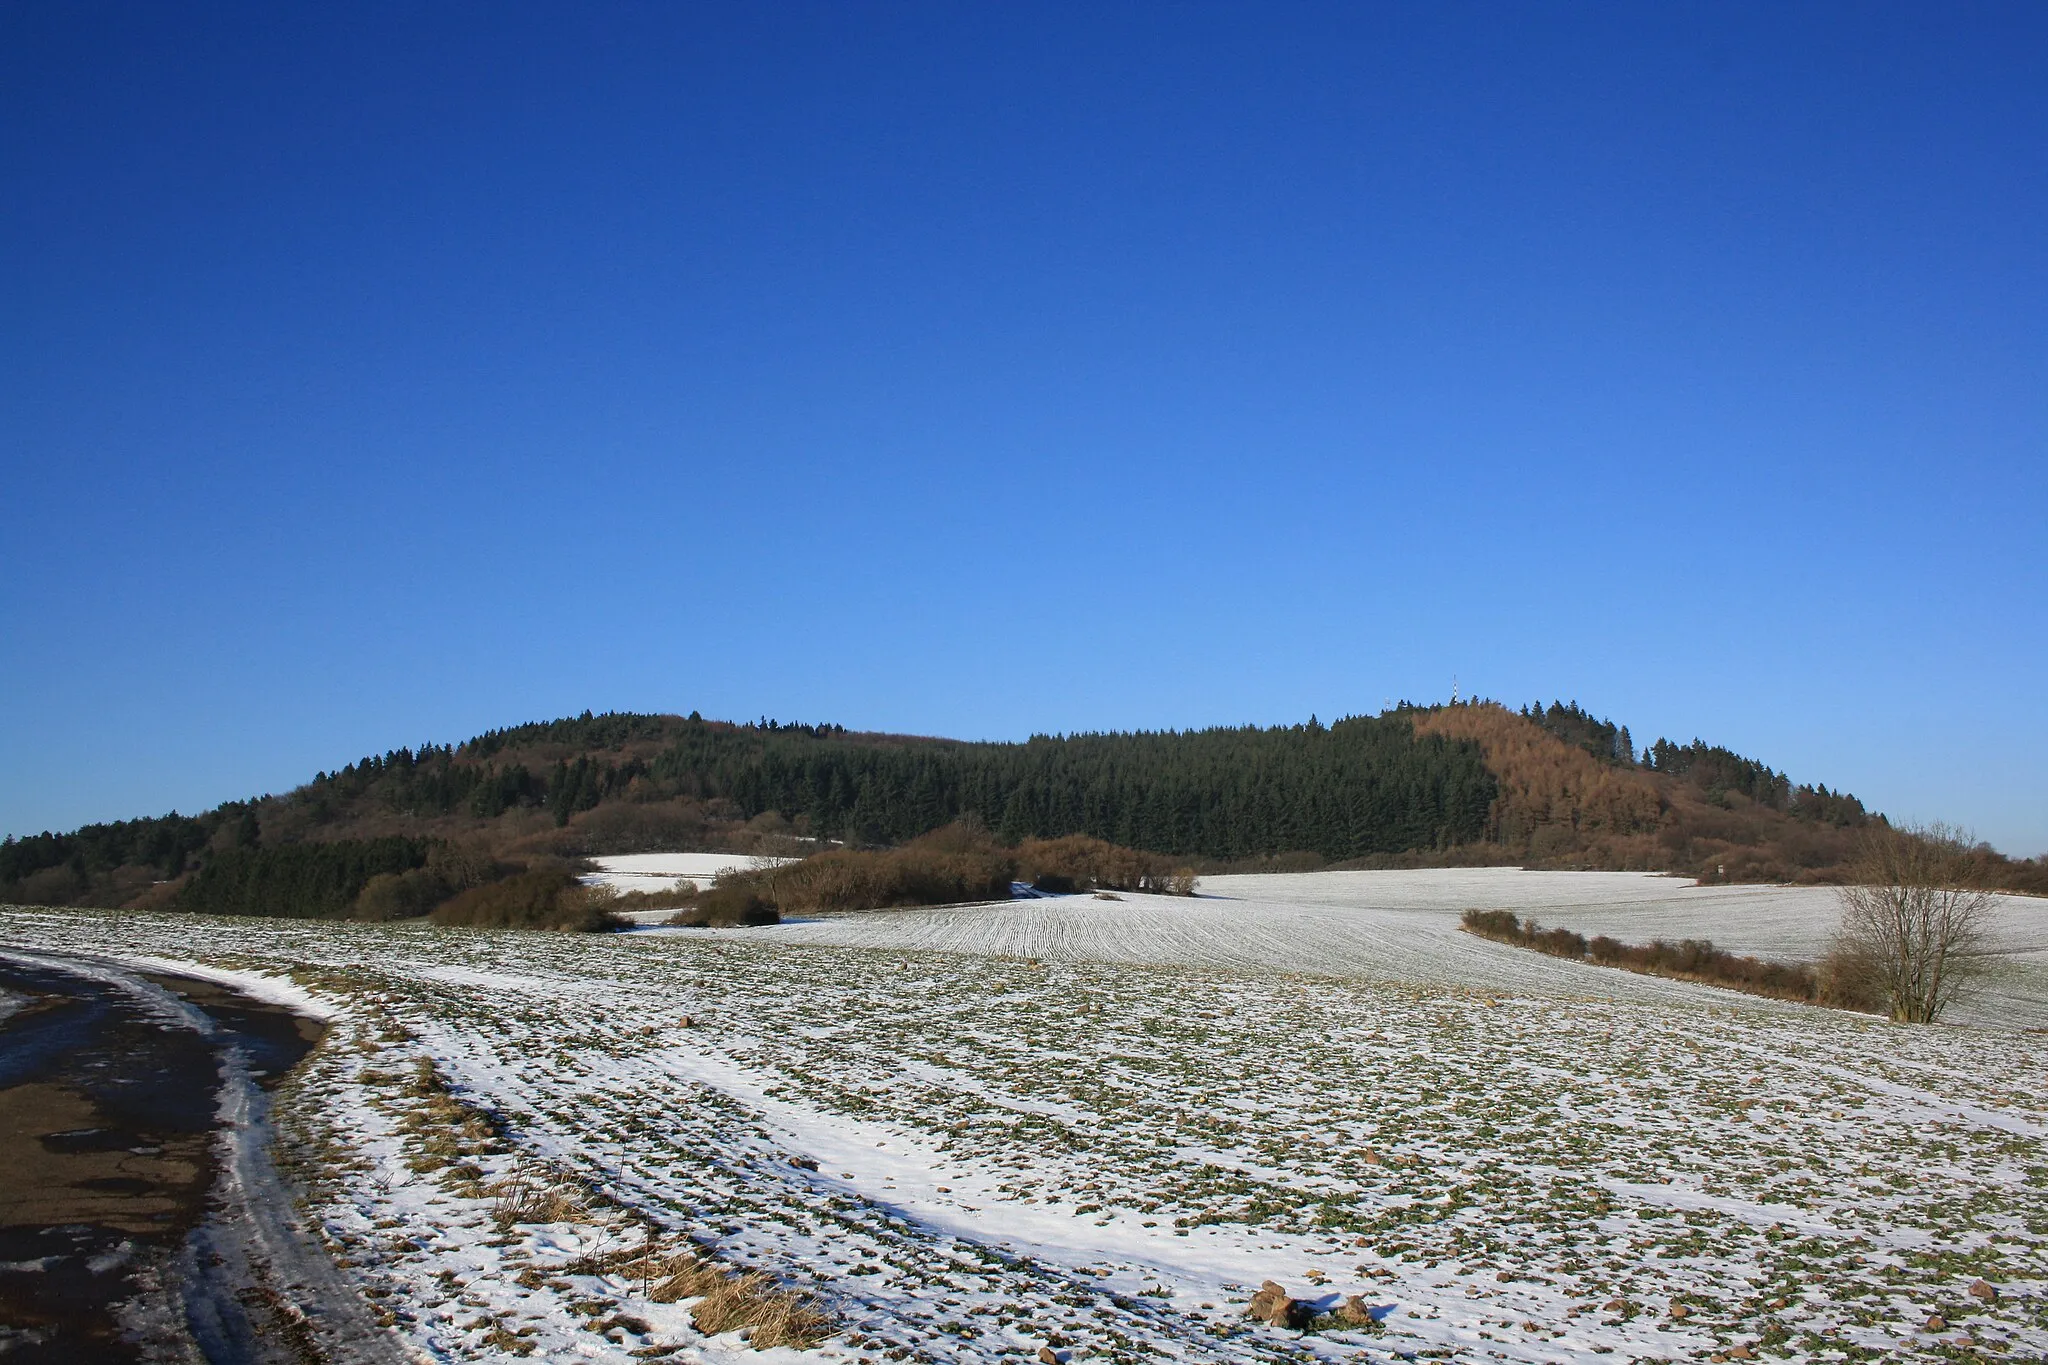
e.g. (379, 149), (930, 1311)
(3, 868), (2044, 1364)
(752, 869), (2048, 1029)
(585, 853), (795, 897)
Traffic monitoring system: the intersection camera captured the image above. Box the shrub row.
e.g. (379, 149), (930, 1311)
(1014, 834), (1198, 895)
(1458, 908), (1879, 1012)
(1461, 908), (1592, 959)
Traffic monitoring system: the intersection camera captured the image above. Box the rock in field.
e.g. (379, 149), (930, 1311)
(1246, 1281), (1310, 1330)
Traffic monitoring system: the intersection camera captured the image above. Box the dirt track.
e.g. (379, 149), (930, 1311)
(0, 954), (396, 1364)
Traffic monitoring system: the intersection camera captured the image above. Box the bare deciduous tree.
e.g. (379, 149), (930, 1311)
(1833, 822), (1997, 1023)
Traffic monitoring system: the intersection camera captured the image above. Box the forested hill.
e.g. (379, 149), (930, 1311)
(5, 703), (2042, 913)
(0, 711), (1496, 910)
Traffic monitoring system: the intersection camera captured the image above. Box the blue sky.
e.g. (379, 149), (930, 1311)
(4, 3), (2044, 855)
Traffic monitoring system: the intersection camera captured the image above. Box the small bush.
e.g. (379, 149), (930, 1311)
(1461, 910), (1588, 960)
(1530, 925), (1589, 958)
(669, 884), (780, 927)
(430, 866), (624, 932)
(354, 868), (449, 921)
(1462, 908), (1523, 940)
(1816, 945), (1889, 1012)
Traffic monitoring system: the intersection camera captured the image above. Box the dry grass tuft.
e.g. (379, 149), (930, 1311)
(690, 1271), (833, 1348)
(638, 1250), (832, 1349)
(646, 1257), (728, 1304)
(484, 1159), (586, 1226)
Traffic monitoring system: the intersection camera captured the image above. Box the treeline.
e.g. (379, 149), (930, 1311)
(1522, 700), (1872, 828)
(8, 701), (2043, 914)
(1524, 701), (1635, 766)
(269, 711), (1498, 858)
(1459, 909), (1878, 1011)
(173, 836), (430, 918)
(297, 746), (627, 825)
(651, 712), (1495, 858)
(461, 709), (842, 761)
(165, 834), (619, 931)
(0, 805), (250, 892)
(1645, 738), (1870, 827)
(462, 710), (691, 760)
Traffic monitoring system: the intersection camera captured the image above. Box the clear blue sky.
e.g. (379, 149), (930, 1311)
(4, 3), (2044, 855)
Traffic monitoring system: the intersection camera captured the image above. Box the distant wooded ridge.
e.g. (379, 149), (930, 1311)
(5, 700), (2042, 915)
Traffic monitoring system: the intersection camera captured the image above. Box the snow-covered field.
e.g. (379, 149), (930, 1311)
(755, 869), (2048, 1029)
(585, 853), (795, 896)
(3, 868), (2044, 1364)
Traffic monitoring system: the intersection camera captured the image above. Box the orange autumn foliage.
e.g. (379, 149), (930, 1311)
(1414, 703), (1666, 857)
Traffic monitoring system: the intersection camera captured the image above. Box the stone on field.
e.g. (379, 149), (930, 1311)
(1246, 1280), (1308, 1329)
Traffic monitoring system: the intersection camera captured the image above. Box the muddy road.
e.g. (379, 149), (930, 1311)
(0, 953), (399, 1364)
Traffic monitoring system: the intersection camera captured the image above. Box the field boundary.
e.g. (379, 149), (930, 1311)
(1457, 908), (1880, 1012)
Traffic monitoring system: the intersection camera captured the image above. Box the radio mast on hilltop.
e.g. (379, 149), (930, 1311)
(1451, 676), (1460, 705)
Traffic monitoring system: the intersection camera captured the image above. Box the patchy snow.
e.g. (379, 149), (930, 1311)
(3, 868), (2045, 1365)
